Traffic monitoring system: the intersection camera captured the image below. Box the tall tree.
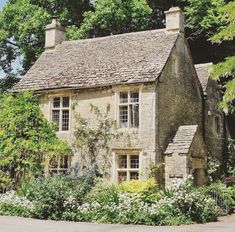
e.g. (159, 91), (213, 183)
(0, 0), (91, 78)
(210, 1), (235, 112)
(0, 0), (233, 87)
(67, 0), (152, 40)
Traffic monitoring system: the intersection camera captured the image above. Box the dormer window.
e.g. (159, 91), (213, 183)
(172, 54), (178, 75)
(51, 96), (70, 131)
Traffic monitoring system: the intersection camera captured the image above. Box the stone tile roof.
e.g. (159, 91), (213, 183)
(13, 29), (178, 92)
(195, 63), (212, 91)
(165, 125), (198, 154)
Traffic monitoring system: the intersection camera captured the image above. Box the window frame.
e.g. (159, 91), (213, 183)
(172, 54), (179, 76)
(118, 90), (140, 129)
(115, 151), (141, 183)
(51, 95), (71, 132)
(213, 115), (221, 135)
(49, 156), (72, 174)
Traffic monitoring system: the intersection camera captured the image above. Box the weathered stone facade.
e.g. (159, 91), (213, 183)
(39, 83), (157, 182)
(164, 125), (207, 188)
(195, 63), (233, 178)
(13, 7), (227, 187)
(38, 33), (208, 185)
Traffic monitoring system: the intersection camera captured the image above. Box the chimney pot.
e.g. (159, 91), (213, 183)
(45, 16), (65, 50)
(164, 7), (184, 34)
(51, 16), (57, 25)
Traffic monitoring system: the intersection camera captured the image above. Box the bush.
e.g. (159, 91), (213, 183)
(21, 175), (94, 220)
(73, 179), (219, 225)
(0, 92), (72, 191)
(4, 177), (222, 225)
(118, 179), (161, 202)
(202, 182), (235, 213)
(0, 191), (34, 217)
(168, 178), (220, 222)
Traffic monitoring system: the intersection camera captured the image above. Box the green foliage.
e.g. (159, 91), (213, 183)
(181, 0), (226, 38)
(118, 178), (157, 193)
(211, 1), (235, 43)
(85, 178), (119, 205)
(171, 182), (219, 223)
(0, 0), (232, 87)
(0, 91), (71, 191)
(75, 179), (219, 225)
(0, 0), (91, 77)
(67, 0), (152, 39)
(2, 178), (232, 225)
(73, 104), (117, 176)
(210, 1), (235, 111)
(23, 175), (94, 220)
(0, 74), (20, 92)
(0, 191), (34, 217)
(0, 203), (32, 217)
(118, 178), (160, 202)
(202, 182), (235, 212)
(206, 156), (221, 182)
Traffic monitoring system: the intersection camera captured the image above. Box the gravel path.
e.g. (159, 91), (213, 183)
(0, 214), (234, 232)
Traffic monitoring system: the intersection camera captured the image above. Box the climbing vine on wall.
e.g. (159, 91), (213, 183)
(73, 104), (119, 177)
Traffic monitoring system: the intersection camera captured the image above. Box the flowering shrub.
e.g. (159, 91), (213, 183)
(63, 179), (218, 225)
(0, 177), (225, 225)
(25, 175), (94, 220)
(0, 191), (34, 217)
(201, 182), (235, 213)
(171, 186), (219, 223)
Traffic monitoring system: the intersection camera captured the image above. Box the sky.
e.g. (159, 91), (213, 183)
(0, 0), (6, 11)
(0, 0), (21, 79)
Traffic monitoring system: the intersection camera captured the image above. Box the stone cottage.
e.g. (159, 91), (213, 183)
(13, 7), (226, 187)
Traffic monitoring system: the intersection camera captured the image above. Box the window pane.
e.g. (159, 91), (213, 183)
(53, 97), (60, 108)
(63, 97), (70, 108)
(130, 104), (139, 128)
(118, 155), (127, 169)
(120, 92), (128, 103)
(52, 110), (60, 131)
(172, 56), (178, 75)
(62, 110), (69, 131)
(119, 106), (128, 128)
(60, 157), (69, 169)
(50, 157), (58, 169)
(214, 116), (221, 134)
(131, 155), (139, 169)
(118, 172), (127, 182)
(130, 92), (139, 103)
(130, 172), (139, 180)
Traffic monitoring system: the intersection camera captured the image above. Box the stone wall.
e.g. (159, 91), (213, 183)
(39, 34), (206, 186)
(158, 35), (202, 155)
(165, 130), (207, 188)
(39, 83), (157, 182)
(204, 78), (224, 161)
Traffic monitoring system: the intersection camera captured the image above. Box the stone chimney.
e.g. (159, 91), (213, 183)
(45, 16), (65, 49)
(164, 7), (184, 33)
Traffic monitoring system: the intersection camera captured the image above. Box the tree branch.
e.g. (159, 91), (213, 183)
(5, 39), (19, 47)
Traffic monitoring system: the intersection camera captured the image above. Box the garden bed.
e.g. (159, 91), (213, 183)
(0, 176), (234, 226)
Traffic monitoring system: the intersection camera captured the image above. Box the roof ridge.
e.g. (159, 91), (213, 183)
(60, 28), (174, 45)
(195, 63), (213, 68)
